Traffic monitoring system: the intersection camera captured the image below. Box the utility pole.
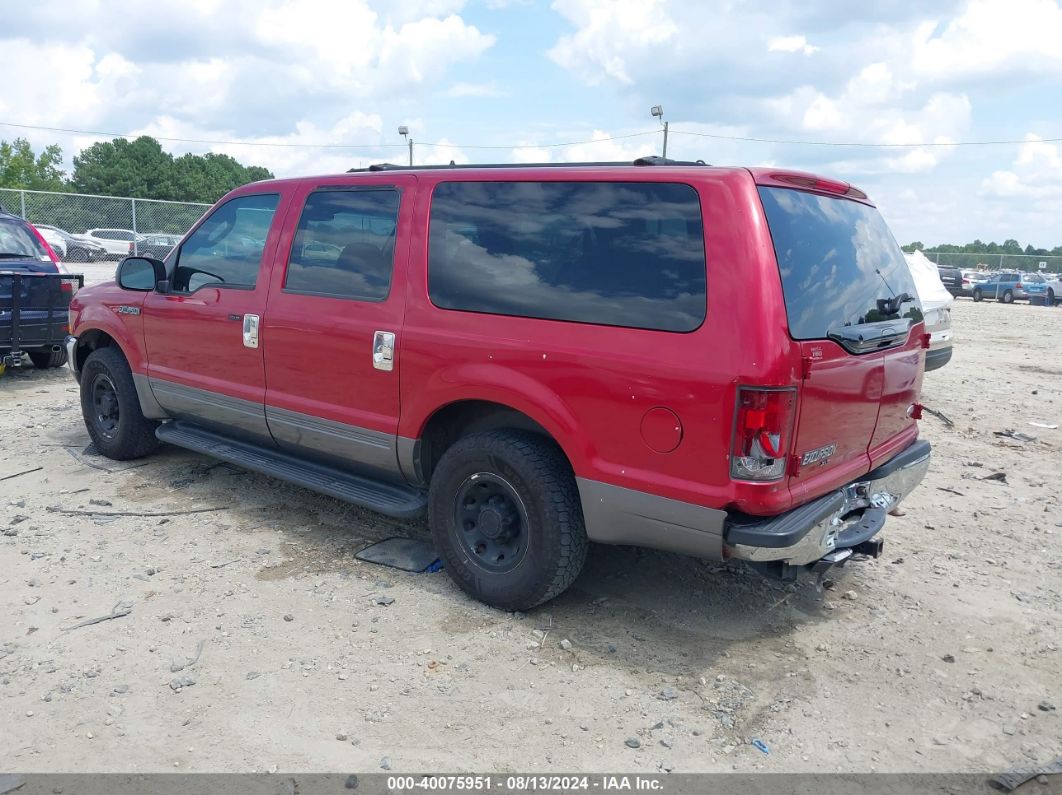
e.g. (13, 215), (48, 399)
(650, 105), (668, 159)
(398, 126), (413, 166)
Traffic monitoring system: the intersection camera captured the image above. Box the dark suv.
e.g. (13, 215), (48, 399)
(66, 159), (932, 610)
(0, 210), (80, 371)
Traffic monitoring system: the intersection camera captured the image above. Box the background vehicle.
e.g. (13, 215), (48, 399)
(34, 225), (67, 258)
(0, 210), (80, 371)
(35, 225), (109, 262)
(1045, 273), (1062, 305)
(972, 272), (1027, 303)
(66, 160), (931, 610)
(84, 228), (144, 258)
(936, 264), (963, 297)
(958, 270), (988, 297)
(130, 233), (181, 259)
(1020, 273), (1048, 302)
(906, 251), (953, 370)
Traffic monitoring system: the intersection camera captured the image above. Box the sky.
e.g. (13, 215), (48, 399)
(2, 0), (1061, 247)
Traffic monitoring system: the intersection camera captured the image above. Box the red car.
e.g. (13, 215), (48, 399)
(66, 158), (931, 610)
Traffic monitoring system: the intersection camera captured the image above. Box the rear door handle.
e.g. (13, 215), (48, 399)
(242, 314), (260, 349)
(373, 330), (395, 371)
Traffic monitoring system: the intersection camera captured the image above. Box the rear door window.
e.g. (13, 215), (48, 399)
(758, 187), (921, 341)
(427, 181), (706, 332)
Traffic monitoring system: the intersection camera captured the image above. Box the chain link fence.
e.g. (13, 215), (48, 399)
(926, 250), (1062, 275)
(0, 187), (210, 261)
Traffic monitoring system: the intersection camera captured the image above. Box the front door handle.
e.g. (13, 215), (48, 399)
(373, 330), (395, 371)
(242, 314), (260, 349)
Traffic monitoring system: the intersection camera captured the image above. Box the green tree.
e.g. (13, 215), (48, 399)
(0, 138), (67, 191)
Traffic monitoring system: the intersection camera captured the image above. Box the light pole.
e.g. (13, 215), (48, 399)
(650, 105), (668, 159)
(398, 125), (413, 166)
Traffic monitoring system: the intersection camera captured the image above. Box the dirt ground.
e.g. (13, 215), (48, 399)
(1, 296), (1059, 775)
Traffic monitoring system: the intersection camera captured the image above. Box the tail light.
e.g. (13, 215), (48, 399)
(962, 278), (970, 286)
(129, 242), (135, 254)
(730, 387), (797, 481)
(1016, 282), (1023, 289)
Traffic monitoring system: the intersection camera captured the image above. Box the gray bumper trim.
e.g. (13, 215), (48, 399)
(64, 335), (79, 379)
(576, 478), (726, 560)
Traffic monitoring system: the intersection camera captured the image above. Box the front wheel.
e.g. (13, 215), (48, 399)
(1000, 290), (1014, 304)
(79, 347), (158, 460)
(972, 290), (983, 302)
(1049, 288), (1056, 306)
(428, 430), (588, 611)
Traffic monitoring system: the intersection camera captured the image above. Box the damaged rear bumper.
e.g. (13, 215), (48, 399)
(725, 439), (931, 572)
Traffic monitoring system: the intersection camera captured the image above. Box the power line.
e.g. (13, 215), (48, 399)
(668, 128), (1062, 148)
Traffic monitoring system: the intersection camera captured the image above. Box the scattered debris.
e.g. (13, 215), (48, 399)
(46, 506), (223, 518)
(283, 614), (295, 622)
(989, 756), (1062, 792)
(1038, 701), (1056, 712)
(559, 639), (573, 651)
(942, 654), (956, 664)
(842, 590), (858, 601)
(922, 407), (954, 427)
(246, 672), (261, 680)
(210, 559), (240, 569)
(937, 487), (965, 497)
(751, 739), (770, 754)
(356, 537), (440, 573)
(379, 757), (392, 771)
(660, 687), (678, 701)
(982, 472), (1008, 484)
(625, 737), (641, 749)
(994, 430), (1036, 443)
(1029, 422), (1058, 430)
(113, 684), (129, 694)
(0, 466), (43, 482)
(61, 601), (133, 632)
(375, 596), (395, 607)
(170, 640), (206, 673)
(169, 675), (196, 691)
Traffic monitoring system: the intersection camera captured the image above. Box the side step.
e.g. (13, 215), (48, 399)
(156, 421), (427, 520)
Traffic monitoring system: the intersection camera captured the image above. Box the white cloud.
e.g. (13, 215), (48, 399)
(981, 135), (1062, 200)
(767, 35), (819, 55)
(444, 82), (506, 98)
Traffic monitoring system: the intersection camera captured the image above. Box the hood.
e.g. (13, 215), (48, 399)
(904, 250), (953, 310)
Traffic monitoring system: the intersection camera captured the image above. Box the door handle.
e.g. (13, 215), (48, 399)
(373, 330), (395, 371)
(243, 314), (260, 349)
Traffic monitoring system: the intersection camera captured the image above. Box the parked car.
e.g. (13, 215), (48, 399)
(1044, 273), (1062, 305)
(84, 228), (145, 258)
(905, 251), (953, 371)
(34, 225), (67, 258)
(936, 264), (963, 297)
(958, 270), (988, 297)
(130, 233), (181, 259)
(1020, 273), (1048, 301)
(972, 272), (1029, 303)
(34, 224), (109, 262)
(66, 159), (932, 610)
(0, 210), (79, 371)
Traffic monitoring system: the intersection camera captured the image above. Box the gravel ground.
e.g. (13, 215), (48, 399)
(0, 298), (1059, 774)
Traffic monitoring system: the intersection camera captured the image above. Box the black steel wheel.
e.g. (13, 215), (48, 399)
(79, 346), (158, 460)
(428, 430), (588, 611)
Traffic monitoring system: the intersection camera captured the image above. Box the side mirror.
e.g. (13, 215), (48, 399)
(117, 256), (167, 292)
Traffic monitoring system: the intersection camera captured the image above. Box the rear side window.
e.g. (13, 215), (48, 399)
(759, 187), (921, 340)
(284, 189), (399, 300)
(428, 181), (706, 332)
(0, 218), (50, 261)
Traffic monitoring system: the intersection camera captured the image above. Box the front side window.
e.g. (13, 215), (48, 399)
(427, 181), (706, 332)
(284, 189), (400, 300)
(172, 194), (279, 292)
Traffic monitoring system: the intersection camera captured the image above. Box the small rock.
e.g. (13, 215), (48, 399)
(24, 595), (40, 605)
(375, 596), (395, 607)
(1037, 701), (1055, 712)
(113, 684), (129, 694)
(1038, 775), (1049, 785)
(344, 775), (359, 790)
(942, 654), (955, 664)
(26, 710), (34, 717)
(625, 737), (641, 749)
(246, 671), (261, 680)
(660, 687), (678, 701)
(1002, 725), (1016, 736)
(842, 590), (858, 601)
(336, 732), (348, 742)
(90, 499), (113, 507)
(559, 639), (572, 651)
(2, 528), (17, 537)
(169, 676), (196, 691)
(380, 757), (391, 770)
(283, 614), (294, 622)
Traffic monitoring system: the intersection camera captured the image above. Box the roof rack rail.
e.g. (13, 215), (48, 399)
(348, 157), (709, 173)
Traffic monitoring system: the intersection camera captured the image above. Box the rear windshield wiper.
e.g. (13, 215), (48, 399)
(827, 319), (913, 354)
(875, 292), (913, 316)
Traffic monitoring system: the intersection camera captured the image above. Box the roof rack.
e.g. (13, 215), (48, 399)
(347, 156), (709, 173)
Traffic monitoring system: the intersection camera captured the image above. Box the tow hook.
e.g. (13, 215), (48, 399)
(852, 538), (885, 558)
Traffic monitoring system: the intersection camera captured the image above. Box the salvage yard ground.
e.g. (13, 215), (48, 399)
(0, 299), (1059, 774)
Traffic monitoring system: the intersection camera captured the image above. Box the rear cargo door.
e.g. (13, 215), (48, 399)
(757, 183), (923, 501)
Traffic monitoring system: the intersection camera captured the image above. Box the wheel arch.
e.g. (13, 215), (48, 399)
(75, 328), (168, 420)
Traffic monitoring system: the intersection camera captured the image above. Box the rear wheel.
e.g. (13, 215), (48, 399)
(1000, 290), (1014, 304)
(67, 247), (89, 263)
(1049, 288), (1056, 306)
(28, 347), (67, 369)
(79, 347), (158, 460)
(428, 430), (588, 611)
(972, 289), (983, 302)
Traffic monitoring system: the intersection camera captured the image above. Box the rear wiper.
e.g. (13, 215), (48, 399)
(875, 292), (912, 315)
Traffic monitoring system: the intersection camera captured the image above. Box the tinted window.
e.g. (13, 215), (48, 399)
(758, 187), (922, 340)
(0, 218), (50, 260)
(428, 181), (706, 332)
(173, 194), (279, 292)
(284, 189), (399, 300)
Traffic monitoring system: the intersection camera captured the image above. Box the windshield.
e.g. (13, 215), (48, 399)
(758, 186), (921, 340)
(0, 218), (50, 260)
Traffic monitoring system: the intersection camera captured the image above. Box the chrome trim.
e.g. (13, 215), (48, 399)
(729, 447), (930, 566)
(242, 314), (260, 349)
(64, 335), (79, 378)
(373, 330), (395, 372)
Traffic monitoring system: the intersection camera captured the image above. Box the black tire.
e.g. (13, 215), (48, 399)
(1048, 288), (1056, 306)
(27, 347), (67, 369)
(79, 347), (158, 460)
(972, 290), (983, 302)
(428, 430), (588, 611)
(67, 247), (89, 263)
(1000, 290), (1014, 304)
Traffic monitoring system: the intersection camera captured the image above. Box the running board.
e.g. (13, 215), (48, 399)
(155, 421), (426, 519)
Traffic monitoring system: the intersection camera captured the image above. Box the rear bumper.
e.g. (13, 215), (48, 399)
(924, 345), (953, 371)
(65, 335), (80, 381)
(725, 439), (930, 566)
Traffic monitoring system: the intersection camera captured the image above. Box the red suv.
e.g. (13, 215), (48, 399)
(66, 158), (931, 610)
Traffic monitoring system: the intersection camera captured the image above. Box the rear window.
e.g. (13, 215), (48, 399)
(758, 187), (921, 340)
(0, 218), (50, 261)
(428, 181), (706, 332)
